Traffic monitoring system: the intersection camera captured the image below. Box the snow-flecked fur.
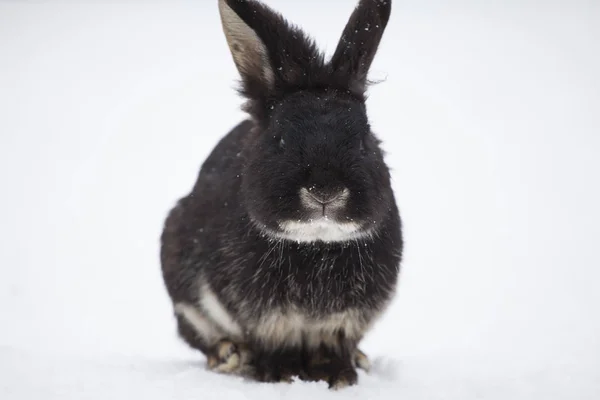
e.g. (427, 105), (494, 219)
(160, 0), (402, 388)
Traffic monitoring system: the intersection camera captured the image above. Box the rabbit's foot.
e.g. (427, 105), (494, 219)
(353, 348), (371, 372)
(305, 357), (358, 389)
(302, 347), (358, 389)
(300, 349), (330, 382)
(253, 348), (303, 383)
(329, 367), (358, 390)
(206, 339), (250, 374)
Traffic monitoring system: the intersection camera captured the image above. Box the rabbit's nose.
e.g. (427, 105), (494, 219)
(301, 187), (350, 210)
(307, 190), (341, 205)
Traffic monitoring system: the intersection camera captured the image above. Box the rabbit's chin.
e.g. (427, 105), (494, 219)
(257, 218), (372, 244)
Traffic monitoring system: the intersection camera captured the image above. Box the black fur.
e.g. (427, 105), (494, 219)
(161, 0), (402, 388)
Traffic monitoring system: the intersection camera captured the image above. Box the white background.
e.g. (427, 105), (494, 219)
(1, 0), (599, 398)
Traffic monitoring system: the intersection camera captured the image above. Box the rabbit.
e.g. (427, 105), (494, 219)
(161, 0), (402, 389)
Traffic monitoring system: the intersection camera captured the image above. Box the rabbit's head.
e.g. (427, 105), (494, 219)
(219, 0), (395, 243)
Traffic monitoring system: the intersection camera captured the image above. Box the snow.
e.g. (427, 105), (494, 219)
(1, 0), (599, 399)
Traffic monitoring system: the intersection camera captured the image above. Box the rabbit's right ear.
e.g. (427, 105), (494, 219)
(330, 0), (392, 95)
(218, 0), (275, 91)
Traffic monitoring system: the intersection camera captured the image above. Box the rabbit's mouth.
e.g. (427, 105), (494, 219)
(251, 187), (376, 243)
(257, 187), (373, 243)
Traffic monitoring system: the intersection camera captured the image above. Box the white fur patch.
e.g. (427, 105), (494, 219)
(177, 301), (370, 351)
(200, 284), (244, 340)
(252, 308), (366, 349)
(174, 303), (221, 346)
(304, 309), (366, 348)
(253, 309), (305, 347)
(276, 218), (370, 243)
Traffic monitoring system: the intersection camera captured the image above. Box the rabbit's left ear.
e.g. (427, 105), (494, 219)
(330, 0), (392, 94)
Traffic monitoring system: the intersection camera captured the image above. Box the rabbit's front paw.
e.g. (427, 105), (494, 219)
(304, 347), (358, 389)
(329, 366), (358, 390)
(206, 339), (250, 374)
(253, 349), (303, 383)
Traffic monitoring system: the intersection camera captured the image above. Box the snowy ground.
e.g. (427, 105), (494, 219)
(1, 0), (599, 399)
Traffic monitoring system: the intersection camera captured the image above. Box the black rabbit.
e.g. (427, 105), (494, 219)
(161, 0), (402, 389)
